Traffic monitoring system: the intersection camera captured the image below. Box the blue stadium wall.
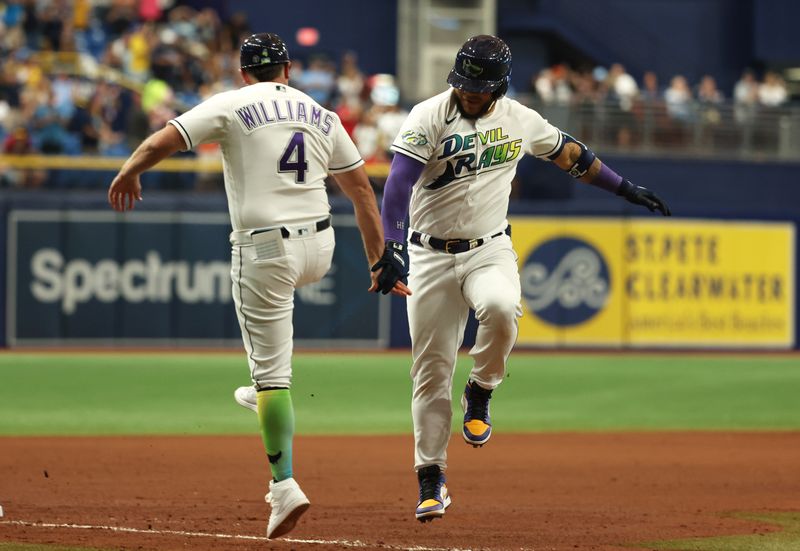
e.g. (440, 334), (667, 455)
(2, 156), (799, 349)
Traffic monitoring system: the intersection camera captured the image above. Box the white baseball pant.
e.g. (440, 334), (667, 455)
(230, 222), (335, 388)
(407, 233), (522, 470)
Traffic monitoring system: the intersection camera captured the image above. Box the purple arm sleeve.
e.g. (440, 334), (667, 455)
(589, 163), (624, 194)
(381, 153), (425, 242)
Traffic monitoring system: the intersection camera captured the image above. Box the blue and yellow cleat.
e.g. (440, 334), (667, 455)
(415, 465), (451, 522)
(460, 380), (493, 447)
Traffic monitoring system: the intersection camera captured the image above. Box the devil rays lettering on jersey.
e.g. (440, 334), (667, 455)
(390, 90), (564, 239)
(426, 127), (522, 190)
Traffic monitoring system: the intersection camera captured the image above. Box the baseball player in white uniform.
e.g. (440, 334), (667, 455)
(371, 35), (670, 522)
(108, 33), (409, 539)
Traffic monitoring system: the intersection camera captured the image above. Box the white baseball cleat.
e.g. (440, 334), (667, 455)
(234, 386), (258, 413)
(265, 477), (310, 539)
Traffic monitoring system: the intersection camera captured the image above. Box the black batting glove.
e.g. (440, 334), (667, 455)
(371, 240), (409, 295)
(617, 179), (671, 216)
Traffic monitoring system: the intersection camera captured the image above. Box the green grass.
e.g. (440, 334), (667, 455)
(645, 512), (800, 551)
(0, 352), (799, 435)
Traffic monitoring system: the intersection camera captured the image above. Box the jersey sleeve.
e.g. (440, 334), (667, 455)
(168, 93), (230, 150)
(389, 104), (436, 163)
(328, 121), (365, 174)
(521, 107), (563, 160)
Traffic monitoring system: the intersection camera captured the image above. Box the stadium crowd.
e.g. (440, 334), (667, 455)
(0, 0), (794, 190)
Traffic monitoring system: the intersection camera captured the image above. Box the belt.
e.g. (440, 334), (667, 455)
(410, 225), (511, 254)
(252, 216), (331, 239)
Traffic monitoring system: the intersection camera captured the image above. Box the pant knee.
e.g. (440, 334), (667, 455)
(475, 295), (520, 328)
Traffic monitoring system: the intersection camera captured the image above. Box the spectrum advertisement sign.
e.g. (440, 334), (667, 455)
(6, 211), (387, 346)
(509, 217), (795, 348)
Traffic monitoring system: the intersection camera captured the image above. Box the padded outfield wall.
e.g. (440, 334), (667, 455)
(1, 157), (798, 349)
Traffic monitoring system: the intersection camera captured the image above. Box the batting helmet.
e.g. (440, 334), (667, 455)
(447, 35), (512, 98)
(240, 33), (290, 71)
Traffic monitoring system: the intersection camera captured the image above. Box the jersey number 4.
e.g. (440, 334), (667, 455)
(279, 131), (309, 183)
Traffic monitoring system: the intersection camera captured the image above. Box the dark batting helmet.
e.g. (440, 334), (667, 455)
(240, 33), (290, 70)
(447, 35), (512, 98)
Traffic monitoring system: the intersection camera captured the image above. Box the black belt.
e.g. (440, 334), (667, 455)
(410, 225), (511, 254)
(252, 216), (331, 239)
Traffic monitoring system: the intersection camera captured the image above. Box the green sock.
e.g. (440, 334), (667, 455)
(256, 389), (294, 481)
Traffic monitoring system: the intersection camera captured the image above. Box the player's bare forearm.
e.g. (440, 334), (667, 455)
(109, 125), (186, 212)
(333, 166), (384, 266)
(118, 125), (186, 179)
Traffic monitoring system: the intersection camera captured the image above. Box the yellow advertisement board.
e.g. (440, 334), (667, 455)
(509, 217), (794, 348)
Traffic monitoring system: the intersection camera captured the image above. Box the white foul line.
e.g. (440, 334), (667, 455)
(0, 520), (483, 551)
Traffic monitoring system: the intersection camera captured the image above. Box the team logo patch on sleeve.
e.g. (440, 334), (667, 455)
(402, 131), (428, 146)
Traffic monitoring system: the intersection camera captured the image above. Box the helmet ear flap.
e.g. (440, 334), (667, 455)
(492, 78), (509, 100)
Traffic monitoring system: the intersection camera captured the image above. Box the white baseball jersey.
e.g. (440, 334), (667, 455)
(169, 82), (363, 231)
(390, 89), (562, 238)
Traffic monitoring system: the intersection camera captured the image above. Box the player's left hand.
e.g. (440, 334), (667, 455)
(617, 179), (671, 216)
(108, 173), (143, 212)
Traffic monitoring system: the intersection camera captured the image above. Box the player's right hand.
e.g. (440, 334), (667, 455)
(370, 240), (410, 295)
(108, 173), (143, 212)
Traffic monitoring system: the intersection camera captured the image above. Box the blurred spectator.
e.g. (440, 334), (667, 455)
(696, 74), (723, 125)
(607, 63), (638, 111)
(733, 68), (759, 124)
(640, 71), (660, 102)
(606, 63), (638, 146)
(31, 88), (70, 153)
(367, 74), (407, 159)
(1, 126), (47, 188)
(68, 94), (101, 154)
(337, 51), (365, 109)
(295, 56), (336, 107)
(664, 75), (693, 122)
(38, 2), (66, 50)
(221, 11), (251, 52)
(353, 108), (382, 162)
(149, 28), (184, 91)
(570, 68), (600, 105)
(533, 65), (572, 105)
(697, 75), (723, 104)
(335, 101), (361, 139)
(125, 23), (156, 80)
(758, 71), (788, 107)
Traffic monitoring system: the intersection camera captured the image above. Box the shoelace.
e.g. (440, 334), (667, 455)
(418, 467), (442, 503)
(465, 382), (492, 422)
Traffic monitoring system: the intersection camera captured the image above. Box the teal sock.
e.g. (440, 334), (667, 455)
(256, 389), (294, 481)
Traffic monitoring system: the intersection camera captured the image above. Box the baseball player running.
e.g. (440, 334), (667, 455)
(108, 33), (409, 539)
(370, 35), (670, 522)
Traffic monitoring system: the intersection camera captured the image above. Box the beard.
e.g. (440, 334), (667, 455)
(452, 90), (495, 120)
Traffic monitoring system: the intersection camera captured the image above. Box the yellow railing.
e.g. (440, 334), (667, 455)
(0, 154), (391, 178)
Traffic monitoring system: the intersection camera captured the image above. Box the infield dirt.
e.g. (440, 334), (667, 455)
(1, 432), (799, 550)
